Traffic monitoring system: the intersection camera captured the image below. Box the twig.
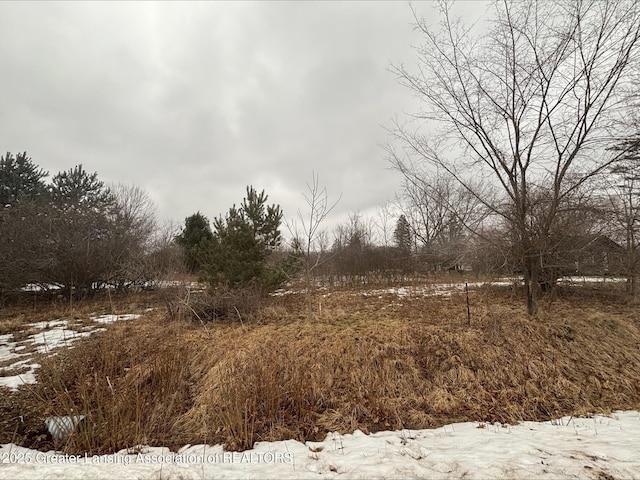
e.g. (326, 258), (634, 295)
(233, 306), (247, 331)
(178, 292), (212, 337)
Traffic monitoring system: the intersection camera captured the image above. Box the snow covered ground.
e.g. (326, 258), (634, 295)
(0, 313), (140, 390)
(356, 280), (515, 299)
(271, 276), (626, 299)
(271, 280), (515, 298)
(559, 275), (627, 284)
(1, 411), (639, 479)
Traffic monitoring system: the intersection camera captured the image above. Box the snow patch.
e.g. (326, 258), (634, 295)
(0, 412), (638, 479)
(90, 314), (141, 324)
(0, 313), (142, 391)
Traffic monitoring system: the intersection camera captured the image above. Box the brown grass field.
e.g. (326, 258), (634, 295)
(1, 280), (640, 455)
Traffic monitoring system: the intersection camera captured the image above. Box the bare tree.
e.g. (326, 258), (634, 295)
(374, 201), (397, 248)
(389, 0), (640, 314)
(392, 169), (450, 249)
(146, 219), (187, 283)
(286, 172), (340, 319)
(108, 183), (159, 289)
(605, 136), (640, 297)
(330, 212), (379, 283)
(390, 165), (487, 270)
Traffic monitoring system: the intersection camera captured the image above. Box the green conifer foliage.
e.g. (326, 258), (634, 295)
(175, 212), (214, 274)
(0, 152), (48, 207)
(204, 186), (284, 290)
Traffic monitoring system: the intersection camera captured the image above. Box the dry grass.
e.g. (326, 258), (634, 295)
(0, 289), (161, 333)
(1, 307), (195, 454)
(2, 282), (640, 454)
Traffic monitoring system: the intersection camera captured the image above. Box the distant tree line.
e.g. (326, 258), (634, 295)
(177, 174), (636, 296)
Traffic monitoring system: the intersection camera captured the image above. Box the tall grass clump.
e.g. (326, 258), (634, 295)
(31, 313), (194, 454)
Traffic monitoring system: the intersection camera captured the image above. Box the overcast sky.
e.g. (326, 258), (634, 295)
(0, 1), (486, 237)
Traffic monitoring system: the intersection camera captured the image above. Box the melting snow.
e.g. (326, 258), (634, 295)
(90, 314), (141, 324)
(1, 412), (639, 479)
(560, 276), (626, 283)
(19, 284), (62, 292)
(0, 334), (20, 363)
(29, 328), (96, 353)
(0, 314), (142, 391)
(273, 277), (622, 300)
(358, 281), (512, 298)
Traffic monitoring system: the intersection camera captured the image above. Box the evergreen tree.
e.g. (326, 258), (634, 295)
(204, 186), (284, 289)
(47, 165), (116, 294)
(175, 212), (214, 274)
(50, 164), (114, 213)
(0, 152), (48, 207)
(394, 215), (413, 253)
(1, 154), (49, 302)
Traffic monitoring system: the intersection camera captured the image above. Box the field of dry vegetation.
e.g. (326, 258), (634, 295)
(1, 279), (640, 456)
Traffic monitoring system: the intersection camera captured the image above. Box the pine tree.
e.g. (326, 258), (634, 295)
(393, 215), (413, 253)
(175, 212), (214, 274)
(0, 152), (48, 207)
(47, 165), (116, 295)
(204, 186), (283, 289)
(50, 164), (114, 213)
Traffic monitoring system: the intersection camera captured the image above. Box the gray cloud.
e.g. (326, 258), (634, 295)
(0, 1), (444, 235)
